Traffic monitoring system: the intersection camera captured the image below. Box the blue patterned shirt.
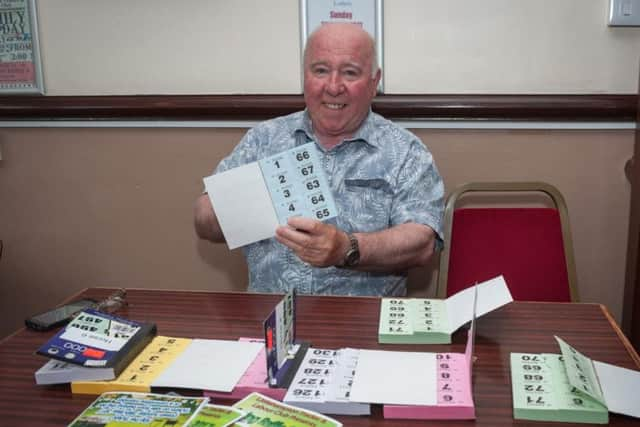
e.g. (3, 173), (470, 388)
(214, 110), (444, 296)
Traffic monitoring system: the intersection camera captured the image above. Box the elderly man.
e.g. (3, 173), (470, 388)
(194, 23), (444, 296)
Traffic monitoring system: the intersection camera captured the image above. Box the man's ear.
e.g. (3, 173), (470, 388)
(372, 69), (382, 96)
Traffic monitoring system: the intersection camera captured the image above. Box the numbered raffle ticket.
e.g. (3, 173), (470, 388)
(283, 348), (370, 416)
(349, 320), (476, 420)
(382, 350), (475, 420)
(71, 336), (192, 394)
(511, 353), (608, 424)
(204, 143), (338, 249)
(511, 336), (640, 424)
(378, 298), (449, 344)
(258, 143), (337, 224)
(71, 336), (263, 395)
(378, 275), (513, 344)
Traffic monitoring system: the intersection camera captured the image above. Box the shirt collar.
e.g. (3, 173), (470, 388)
(293, 109), (380, 149)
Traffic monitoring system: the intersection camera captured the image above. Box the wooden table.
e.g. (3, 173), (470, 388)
(1, 288), (639, 426)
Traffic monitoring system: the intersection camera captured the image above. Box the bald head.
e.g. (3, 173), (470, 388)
(302, 22), (381, 148)
(304, 23), (379, 76)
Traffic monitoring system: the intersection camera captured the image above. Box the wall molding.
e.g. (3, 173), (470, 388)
(0, 94), (636, 122)
(0, 120), (634, 130)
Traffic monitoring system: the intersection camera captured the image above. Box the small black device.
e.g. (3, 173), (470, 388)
(25, 298), (97, 331)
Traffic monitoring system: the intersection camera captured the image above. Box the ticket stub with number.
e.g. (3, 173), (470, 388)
(204, 142), (338, 249)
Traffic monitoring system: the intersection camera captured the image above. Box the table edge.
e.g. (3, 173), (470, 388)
(599, 303), (640, 368)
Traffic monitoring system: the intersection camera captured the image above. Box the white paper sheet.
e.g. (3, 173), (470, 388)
(349, 349), (437, 405)
(151, 339), (262, 392)
(204, 163), (279, 250)
(594, 360), (640, 419)
(446, 275), (513, 333)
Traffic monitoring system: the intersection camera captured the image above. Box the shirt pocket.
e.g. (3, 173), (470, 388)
(341, 178), (393, 232)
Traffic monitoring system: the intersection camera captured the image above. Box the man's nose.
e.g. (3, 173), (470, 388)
(326, 72), (345, 96)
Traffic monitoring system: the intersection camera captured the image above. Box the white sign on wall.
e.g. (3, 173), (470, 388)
(0, 0), (44, 94)
(300, 0), (383, 92)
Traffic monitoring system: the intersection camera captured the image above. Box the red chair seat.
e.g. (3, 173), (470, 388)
(446, 207), (571, 302)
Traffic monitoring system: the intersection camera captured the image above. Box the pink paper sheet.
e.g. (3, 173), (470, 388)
(384, 328), (475, 420)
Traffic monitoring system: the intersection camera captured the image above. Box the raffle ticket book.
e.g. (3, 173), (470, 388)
(204, 142), (338, 249)
(69, 336), (192, 393)
(511, 336), (640, 424)
(350, 319), (477, 420)
(55, 336), (262, 394)
(346, 284), (480, 420)
(378, 275), (513, 344)
(284, 348), (370, 416)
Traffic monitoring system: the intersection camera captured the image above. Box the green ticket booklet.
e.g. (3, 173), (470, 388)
(379, 298), (449, 344)
(511, 336), (640, 424)
(511, 352), (608, 424)
(378, 275), (512, 344)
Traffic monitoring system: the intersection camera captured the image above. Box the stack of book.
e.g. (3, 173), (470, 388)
(34, 310), (264, 397)
(35, 308), (157, 385)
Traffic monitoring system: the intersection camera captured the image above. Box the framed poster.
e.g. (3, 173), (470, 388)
(0, 0), (44, 94)
(300, 0), (384, 93)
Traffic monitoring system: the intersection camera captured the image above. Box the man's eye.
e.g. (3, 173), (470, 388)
(312, 67), (329, 75)
(343, 69), (361, 79)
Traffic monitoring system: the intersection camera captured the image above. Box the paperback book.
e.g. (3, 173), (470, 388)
(36, 308), (156, 381)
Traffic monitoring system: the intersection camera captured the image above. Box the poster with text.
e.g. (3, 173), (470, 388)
(0, 0), (44, 93)
(300, 0), (383, 92)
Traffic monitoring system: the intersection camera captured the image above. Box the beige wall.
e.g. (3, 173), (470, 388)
(0, 127), (633, 338)
(36, 0), (640, 95)
(2, 3), (635, 341)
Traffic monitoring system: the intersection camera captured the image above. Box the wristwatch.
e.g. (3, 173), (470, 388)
(342, 233), (360, 268)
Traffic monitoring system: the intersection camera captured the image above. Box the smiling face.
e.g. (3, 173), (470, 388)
(303, 23), (381, 148)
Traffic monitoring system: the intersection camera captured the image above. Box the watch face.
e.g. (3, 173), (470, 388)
(345, 248), (360, 266)
(344, 233), (360, 267)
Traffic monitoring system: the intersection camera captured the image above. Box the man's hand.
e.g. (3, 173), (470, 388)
(275, 217), (349, 267)
(194, 194), (226, 243)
